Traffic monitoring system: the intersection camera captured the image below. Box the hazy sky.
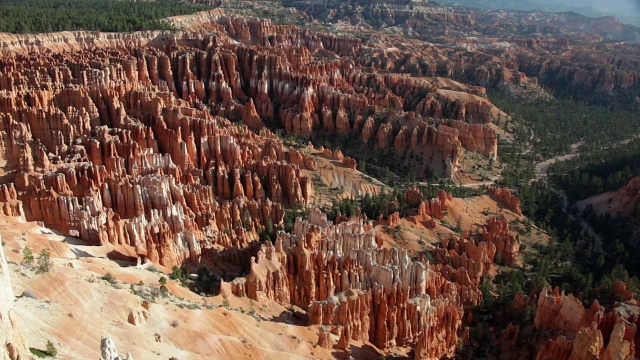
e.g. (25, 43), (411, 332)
(562, 0), (639, 13)
(439, 0), (640, 26)
(545, 0), (639, 26)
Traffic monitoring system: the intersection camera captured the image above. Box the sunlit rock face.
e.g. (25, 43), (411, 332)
(0, 238), (30, 360)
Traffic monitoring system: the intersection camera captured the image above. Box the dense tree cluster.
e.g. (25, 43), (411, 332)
(325, 183), (483, 222)
(518, 180), (639, 299)
(496, 119), (536, 188)
(491, 92), (640, 299)
(550, 137), (640, 201)
(491, 95), (640, 159)
(0, 0), (211, 33)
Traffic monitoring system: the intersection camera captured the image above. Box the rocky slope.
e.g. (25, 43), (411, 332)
(0, 2), (638, 359)
(579, 176), (640, 219)
(0, 179), (535, 359)
(0, 214), (342, 359)
(0, 237), (30, 360)
(577, 176), (640, 258)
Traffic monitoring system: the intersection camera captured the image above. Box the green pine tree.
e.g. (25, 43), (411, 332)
(23, 246), (34, 265)
(37, 248), (52, 274)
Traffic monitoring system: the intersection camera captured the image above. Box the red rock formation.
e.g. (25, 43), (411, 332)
(0, 184), (24, 218)
(534, 286), (640, 360)
(225, 208), (472, 354)
(335, 106), (350, 134)
(240, 99), (263, 130)
(430, 216), (521, 307)
(322, 147), (343, 162)
(317, 326), (333, 349)
(231, 240), (290, 306)
(127, 301), (151, 326)
(404, 186), (423, 206)
(535, 287), (594, 332)
(387, 212), (400, 227)
(602, 322), (632, 360)
(435, 234), (495, 285)
(481, 217), (520, 265)
(418, 190), (450, 220)
(537, 336), (574, 360)
(321, 147), (357, 169)
(361, 117), (376, 144)
(342, 156), (357, 170)
(0, 44), (327, 267)
(413, 297), (463, 359)
(488, 187), (522, 215)
(448, 120), (497, 159)
(571, 326), (605, 359)
(612, 280), (634, 302)
(376, 123), (394, 149)
(309, 288), (371, 342)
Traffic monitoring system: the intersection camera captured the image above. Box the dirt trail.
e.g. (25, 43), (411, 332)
(532, 135), (640, 250)
(533, 142), (583, 182)
(535, 135), (639, 182)
(532, 141), (605, 249)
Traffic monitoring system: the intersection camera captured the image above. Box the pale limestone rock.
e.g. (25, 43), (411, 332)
(0, 236), (30, 360)
(100, 336), (132, 360)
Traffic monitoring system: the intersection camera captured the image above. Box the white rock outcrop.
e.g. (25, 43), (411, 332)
(0, 235), (30, 360)
(100, 336), (132, 360)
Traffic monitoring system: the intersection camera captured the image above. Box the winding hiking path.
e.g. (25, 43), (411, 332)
(533, 142), (583, 183)
(532, 141), (604, 250)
